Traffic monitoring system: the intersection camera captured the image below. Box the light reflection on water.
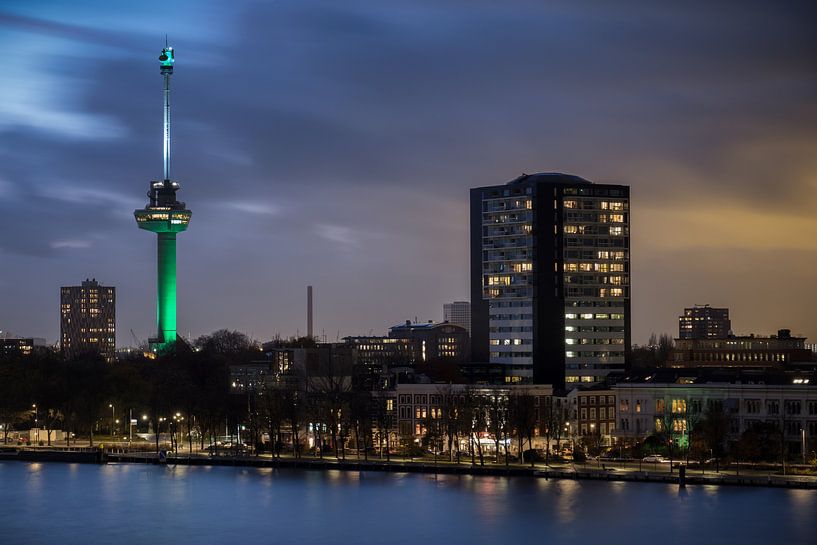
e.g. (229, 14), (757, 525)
(0, 462), (814, 545)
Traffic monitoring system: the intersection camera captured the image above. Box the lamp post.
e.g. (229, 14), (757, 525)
(108, 404), (115, 437)
(802, 428), (807, 465)
(32, 404), (39, 444)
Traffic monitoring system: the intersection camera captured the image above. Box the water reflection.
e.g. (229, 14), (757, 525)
(0, 462), (814, 545)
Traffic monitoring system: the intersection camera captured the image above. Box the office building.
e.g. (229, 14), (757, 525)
(443, 301), (471, 335)
(60, 278), (116, 362)
(670, 329), (812, 368)
(346, 321), (469, 368)
(470, 173), (630, 388)
(679, 305), (731, 339)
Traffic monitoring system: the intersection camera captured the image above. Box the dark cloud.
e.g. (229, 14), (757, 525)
(0, 0), (816, 345)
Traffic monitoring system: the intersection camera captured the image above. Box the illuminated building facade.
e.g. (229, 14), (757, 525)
(346, 322), (469, 368)
(60, 279), (116, 362)
(679, 304), (731, 339)
(0, 337), (46, 359)
(443, 301), (472, 336)
(670, 329), (812, 368)
(612, 369), (817, 455)
(134, 44), (191, 350)
(470, 173), (630, 388)
(395, 383), (552, 448)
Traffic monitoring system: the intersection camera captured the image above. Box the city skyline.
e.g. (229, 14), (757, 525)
(1, 1), (816, 346)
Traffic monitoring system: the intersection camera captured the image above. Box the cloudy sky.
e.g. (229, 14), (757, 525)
(1, 0), (816, 347)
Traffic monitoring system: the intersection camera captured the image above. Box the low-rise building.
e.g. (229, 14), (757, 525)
(612, 369), (817, 456)
(394, 383), (553, 455)
(669, 329), (812, 368)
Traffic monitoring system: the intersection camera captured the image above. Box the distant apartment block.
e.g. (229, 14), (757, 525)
(471, 173), (630, 387)
(679, 305), (731, 339)
(443, 301), (471, 335)
(60, 278), (116, 362)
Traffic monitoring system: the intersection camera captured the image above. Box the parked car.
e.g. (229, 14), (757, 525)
(642, 454), (670, 463)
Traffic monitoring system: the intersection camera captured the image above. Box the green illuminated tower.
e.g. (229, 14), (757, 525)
(134, 44), (191, 351)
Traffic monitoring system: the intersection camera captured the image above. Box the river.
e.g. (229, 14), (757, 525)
(0, 461), (814, 544)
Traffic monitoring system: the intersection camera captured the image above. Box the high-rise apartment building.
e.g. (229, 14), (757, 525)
(678, 305), (731, 339)
(470, 173), (630, 388)
(60, 279), (116, 362)
(443, 301), (471, 335)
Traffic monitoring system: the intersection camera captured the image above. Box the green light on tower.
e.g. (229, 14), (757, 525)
(134, 43), (191, 352)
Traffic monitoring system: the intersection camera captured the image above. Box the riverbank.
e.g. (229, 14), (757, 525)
(3, 446), (816, 490)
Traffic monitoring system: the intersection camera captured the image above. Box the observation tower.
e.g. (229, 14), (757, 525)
(134, 43), (192, 351)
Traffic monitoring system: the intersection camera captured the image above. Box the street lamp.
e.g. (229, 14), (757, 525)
(802, 429), (807, 465)
(32, 404), (39, 443)
(108, 404), (115, 437)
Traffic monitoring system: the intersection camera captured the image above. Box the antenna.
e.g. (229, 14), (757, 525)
(159, 41), (175, 180)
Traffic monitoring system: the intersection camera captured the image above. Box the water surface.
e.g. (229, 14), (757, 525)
(0, 462), (813, 544)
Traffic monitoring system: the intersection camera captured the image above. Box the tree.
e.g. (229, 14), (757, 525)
(371, 392), (393, 461)
(509, 389), (537, 466)
(0, 360), (27, 444)
(195, 329), (257, 355)
(348, 390), (372, 460)
(487, 392), (508, 464)
(631, 332), (674, 368)
(282, 383), (304, 458)
(66, 354), (110, 447)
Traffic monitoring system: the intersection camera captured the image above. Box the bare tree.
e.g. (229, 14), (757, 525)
(487, 392), (508, 464)
(509, 389), (537, 466)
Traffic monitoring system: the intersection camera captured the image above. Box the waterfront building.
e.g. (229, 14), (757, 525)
(394, 383), (553, 453)
(566, 386), (617, 446)
(470, 173), (630, 387)
(679, 305), (731, 339)
(134, 44), (191, 351)
(60, 279), (116, 362)
(612, 368), (817, 456)
(669, 329), (812, 368)
(443, 301), (472, 336)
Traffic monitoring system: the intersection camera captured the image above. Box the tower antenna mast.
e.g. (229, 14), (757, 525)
(159, 41), (173, 180)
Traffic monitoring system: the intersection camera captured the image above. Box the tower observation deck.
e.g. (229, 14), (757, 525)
(134, 44), (192, 351)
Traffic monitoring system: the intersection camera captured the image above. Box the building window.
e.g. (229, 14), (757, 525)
(784, 400), (802, 416)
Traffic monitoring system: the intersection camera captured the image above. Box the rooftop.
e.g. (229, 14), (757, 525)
(507, 172), (592, 186)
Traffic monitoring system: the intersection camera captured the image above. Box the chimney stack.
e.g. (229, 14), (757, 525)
(307, 285), (314, 338)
